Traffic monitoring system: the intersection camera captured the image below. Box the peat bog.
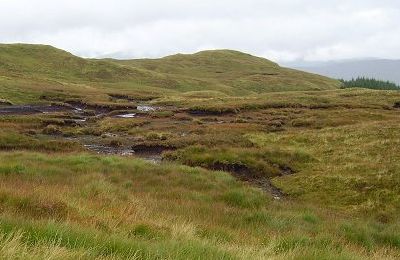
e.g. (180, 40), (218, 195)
(0, 44), (400, 259)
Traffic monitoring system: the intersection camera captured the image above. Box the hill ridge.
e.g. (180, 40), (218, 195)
(0, 43), (341, 96)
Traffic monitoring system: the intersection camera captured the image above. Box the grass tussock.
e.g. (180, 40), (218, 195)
(0, 152), (397, 258)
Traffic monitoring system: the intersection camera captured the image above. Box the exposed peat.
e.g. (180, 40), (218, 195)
(199, 162), (291, 200)
(0, 105), (71, 115)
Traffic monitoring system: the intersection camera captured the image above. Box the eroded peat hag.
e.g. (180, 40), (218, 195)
(0, 104), (71, 115)
(107, 93), (156, 103)
(227, 163), (297, 200)
(194, 161), (288, 199)
(163, 146), (301, 199)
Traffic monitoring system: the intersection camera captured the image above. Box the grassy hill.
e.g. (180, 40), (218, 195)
(112, 49), (341, 94)
(0, 44), (340, 104)
(0, 43), (173, 83)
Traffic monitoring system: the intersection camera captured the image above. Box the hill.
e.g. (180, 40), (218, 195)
(0, 44), (340, 103)
(0, 43), (165, 82)
(293, 59), (400, 85)
(111, 49), (341, 94)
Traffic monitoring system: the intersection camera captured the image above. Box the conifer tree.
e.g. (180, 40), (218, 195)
(339, 77), (399, 90)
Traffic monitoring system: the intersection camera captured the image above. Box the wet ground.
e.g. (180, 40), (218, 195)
(2, 102), (288, 199)
(83, 144), (164, 164)
(114, 113), (136, 118)
(137, 105), (158, 112)
(0, 103), (163, 120)
(0, 105), (72, 115)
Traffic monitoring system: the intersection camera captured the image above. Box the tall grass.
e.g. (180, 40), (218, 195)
(0, 152), (398, 258)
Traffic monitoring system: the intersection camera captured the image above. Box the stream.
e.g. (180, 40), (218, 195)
(2, 103), (286, 199)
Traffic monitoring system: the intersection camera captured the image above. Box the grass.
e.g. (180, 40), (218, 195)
(0, 152), (399, 259)
(115, 49), (341, 94)
(247, 120), (400, 219)
(0, 44), (340, 105)
(0, 131), (81, 152)
(1, 43), (400, 258)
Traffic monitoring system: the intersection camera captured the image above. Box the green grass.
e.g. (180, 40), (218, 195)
(0, 44), (340, 105)
(114, 49), (341, 94)
(0, 131), (81, 152)
(0, 152), (398, 259)
(247, 120), (400, 219)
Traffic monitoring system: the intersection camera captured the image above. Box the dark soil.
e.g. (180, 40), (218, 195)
(0, 100), (13, 106)
(187, 109), (238, 116)
(65, 100), (137, 113)
(192, 162), (289, 200)
(108, 94), (156, 102)
(0, 105), (71, 115)
(131, 144), (176, 154)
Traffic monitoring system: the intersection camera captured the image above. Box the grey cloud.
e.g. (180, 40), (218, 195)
(0, 0), (399, 62)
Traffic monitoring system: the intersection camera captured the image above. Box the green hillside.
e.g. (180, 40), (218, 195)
(112, 49), (341, 93)
(0, 43), (166, 82)
(0, 44), (340, 103)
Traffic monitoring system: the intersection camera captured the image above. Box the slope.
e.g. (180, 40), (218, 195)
(0, 43), (168, 82)
(0, 44), (341, 103)
(109, 49), (342, 94)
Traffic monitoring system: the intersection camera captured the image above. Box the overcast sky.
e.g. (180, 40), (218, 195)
(1, 0), (399, 62)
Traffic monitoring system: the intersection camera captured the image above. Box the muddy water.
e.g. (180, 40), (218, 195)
(115, 113), (136, 118)
(137, 105), (158, 112)
(84, 144), (135, 156)
(83, 144), (163, 164)
(0, 103), (167, 121)
(113, 105), (159, 118)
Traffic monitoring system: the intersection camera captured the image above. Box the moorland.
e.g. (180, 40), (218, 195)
(0, 43), (399, 259)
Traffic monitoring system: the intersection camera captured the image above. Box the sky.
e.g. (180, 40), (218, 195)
(1, 0), (399, 62)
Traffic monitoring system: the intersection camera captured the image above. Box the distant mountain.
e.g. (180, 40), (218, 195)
(290, 59), (400, 85)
